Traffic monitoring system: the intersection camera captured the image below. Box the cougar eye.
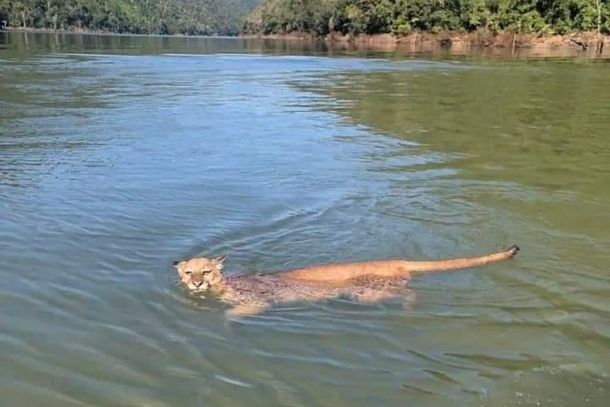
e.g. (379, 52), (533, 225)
(202, 269), (212, 274)
(185, 270), (193, 275)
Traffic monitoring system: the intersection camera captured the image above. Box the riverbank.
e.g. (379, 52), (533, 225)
(243, 31), (609, 58)
(3, 28), (608, 58)
(1, 27), (232, 37)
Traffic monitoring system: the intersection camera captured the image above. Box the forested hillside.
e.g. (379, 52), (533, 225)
(0, 0), (260, 35)
(244, 0), (609, 36)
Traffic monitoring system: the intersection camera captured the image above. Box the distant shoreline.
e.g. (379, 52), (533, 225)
(243, 31), (608, 58)
(1, 27), (237, 38)
(4, 27), (608, 58)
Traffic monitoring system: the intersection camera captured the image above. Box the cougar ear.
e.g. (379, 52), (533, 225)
(213, 254), (228, 263)
(173, 260), (183, 268)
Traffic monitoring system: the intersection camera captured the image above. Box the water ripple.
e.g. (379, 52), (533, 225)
(1, 37), (609, 406)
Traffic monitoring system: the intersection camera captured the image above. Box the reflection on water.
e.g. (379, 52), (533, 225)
(0, 33), (609, 406)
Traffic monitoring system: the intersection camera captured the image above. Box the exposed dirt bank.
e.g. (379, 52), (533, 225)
(243, 31), (609, 58)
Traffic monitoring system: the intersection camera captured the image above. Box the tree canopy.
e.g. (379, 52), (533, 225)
(0, 0), (261, 35)
(244, 0), (610, 36)
(1, 1), (607, 36)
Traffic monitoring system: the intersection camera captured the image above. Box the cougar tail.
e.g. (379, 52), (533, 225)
(405, 245), (520, 275)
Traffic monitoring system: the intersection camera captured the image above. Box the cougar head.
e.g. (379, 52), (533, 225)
(174, 255), (227, 292)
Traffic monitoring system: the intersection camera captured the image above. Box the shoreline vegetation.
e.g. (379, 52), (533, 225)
(243, 0), (608, 56)
(0, 0), (259, 36)
(1, 1), (608, 57)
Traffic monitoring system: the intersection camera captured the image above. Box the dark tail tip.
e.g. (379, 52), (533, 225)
(507, 244), (520, 257)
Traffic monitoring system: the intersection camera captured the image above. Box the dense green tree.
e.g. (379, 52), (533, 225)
(245, 0), (610, 35)
(0, 0), (261, 34)
(2, 0), (608, 35)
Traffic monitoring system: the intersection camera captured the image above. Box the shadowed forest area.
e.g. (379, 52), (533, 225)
(244, 0), (609, 36)
(0, 0), (260, 35)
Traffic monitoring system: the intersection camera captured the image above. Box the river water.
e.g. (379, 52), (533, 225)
(1, 32), (609, 406)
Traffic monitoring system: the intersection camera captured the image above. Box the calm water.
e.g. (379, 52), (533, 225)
(1, 32), (609, 406)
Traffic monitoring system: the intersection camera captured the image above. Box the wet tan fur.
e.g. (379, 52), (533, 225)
(174, 246), (519, 318)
